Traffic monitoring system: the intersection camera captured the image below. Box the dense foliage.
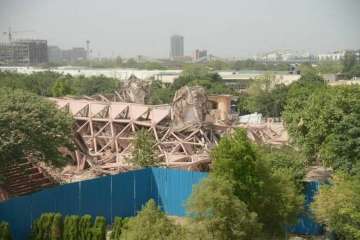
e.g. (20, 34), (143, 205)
(187, 177), (262, 239)
(0, 71), (120, 97)
(0, 221), (12, 240)
(31, 213), (107, 240)
(241, 73), (289, 117)
(129, 129), (159, 167)
(120, 199), (184, 240)
(208, 129), (303, 238)
(172, 64), (233, 94)
(312, 173), (360, 240)
(63, 215), (80, 240)
(0, 88), (74, 167)
(342, 51), (360, 79)
(284, 84), (360, 173)
(256, 145), (306, 189)
(110, 217), (127, 240)
(79, 215), (93, 240)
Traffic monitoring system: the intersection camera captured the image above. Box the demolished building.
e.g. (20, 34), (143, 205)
(0, 83), (289, 199)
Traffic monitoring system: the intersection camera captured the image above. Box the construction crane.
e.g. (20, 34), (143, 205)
(2, 27), (35, 42)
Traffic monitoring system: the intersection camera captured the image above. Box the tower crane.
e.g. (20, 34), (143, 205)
(2, 27), (35, 42)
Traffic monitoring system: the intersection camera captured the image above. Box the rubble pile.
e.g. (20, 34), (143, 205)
(45, 83), (289, 180)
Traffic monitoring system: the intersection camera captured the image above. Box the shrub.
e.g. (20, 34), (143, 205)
(0, 221), (12, 240)
(63, 215), (80, 240)
(50, 213), (63, 240)
(91, 216), (106, 240)
(120, 199), (184, 240)
(110, 217), (126, 240)
(79, 215), (93, 240)
(31, 213), (55, 240)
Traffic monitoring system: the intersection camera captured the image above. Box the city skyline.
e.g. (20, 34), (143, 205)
(0, 0), (359, 58)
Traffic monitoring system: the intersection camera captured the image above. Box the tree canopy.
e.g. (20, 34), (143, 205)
(0, 88), (74, 167)
(312, 173), (360, 240)
(283, 84), (360, 173)
(210, 129), (304, 238)
(0, 71), (120, 97)
(129, 129), (159, 168)
(120, 199), (184, 240)
(187, 177), (262, 240)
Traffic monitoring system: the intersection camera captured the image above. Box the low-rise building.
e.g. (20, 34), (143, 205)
(318, 50), (346, 61)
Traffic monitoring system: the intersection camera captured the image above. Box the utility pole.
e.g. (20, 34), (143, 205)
(86, 40), (90, 60)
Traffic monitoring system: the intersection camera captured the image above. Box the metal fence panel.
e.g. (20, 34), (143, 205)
(0, 195), (32, 240)
(79, 176), (112, 222)
(111, 170), (136, 218)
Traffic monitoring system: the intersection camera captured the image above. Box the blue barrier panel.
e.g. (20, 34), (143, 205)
(30, 187), (59, 221)
(134, 168), (152, 213)
(80, 176), (112, 222)
(152, 168), (207, 216)
(288, 181), (324, 235)
(111, 170), (136, 218)
(0, 194), (32, 240)
(151, 167), (168, 212)
(53, 182), (80, 216)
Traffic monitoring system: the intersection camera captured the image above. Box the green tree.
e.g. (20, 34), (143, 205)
(317, 60), (343, 74)
(187, 177), (262, 240)
(110, 217), (127, 240)
(50, 213), (63, 240)
(343, 51), (357, 73)
(284, 85), (360, 173)
(129, 129), (159, 167)
(120, 199), (184, 240)
(31, 213), (55, 240)
(72, 75), (119, 96)
(0, 88), (74, 168)
(0, 221), (12, 240)
(79, 215), (93, 240)
(256, 145), (306, 189)
(51, 78), (74, 97)
(91, 217), (106, 240)
(148, 80), (174, 104)
(211, 129), (304, 238)
(63, 215), (80, 240)
(312, 173), (360, 240)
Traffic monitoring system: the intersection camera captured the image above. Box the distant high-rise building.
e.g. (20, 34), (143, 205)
(192, 49), (208, 62)
(0, 39), (48, 66)
(48, 46), (63, 63)
(62, 47), (87, 62)
(170, 35), (184, 59)
(13, 39), (48, 65)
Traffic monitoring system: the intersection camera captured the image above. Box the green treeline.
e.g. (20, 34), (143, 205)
(0, 71), (120, 97)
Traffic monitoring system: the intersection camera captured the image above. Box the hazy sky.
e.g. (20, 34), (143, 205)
(0, 0), (359, 58)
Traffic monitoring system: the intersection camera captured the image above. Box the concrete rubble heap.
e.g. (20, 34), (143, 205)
(48, 84), (289, 180)
(0, 82), (290, 198)
(50, 86), (230, 177)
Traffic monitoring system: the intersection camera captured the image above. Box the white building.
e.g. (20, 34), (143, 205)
(318, 50), (346, 61)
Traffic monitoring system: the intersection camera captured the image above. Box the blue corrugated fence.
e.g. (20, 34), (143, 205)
(0, 168), (207, 239)
(0, 167), (323, 239)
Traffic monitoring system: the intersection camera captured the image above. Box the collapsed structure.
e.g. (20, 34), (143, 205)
(50, 86), (228, 175)
(0, 82), (289, 199)
(50, 84), (288, 177)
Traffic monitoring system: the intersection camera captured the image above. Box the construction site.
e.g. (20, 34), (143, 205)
(0, 76), (288, 200)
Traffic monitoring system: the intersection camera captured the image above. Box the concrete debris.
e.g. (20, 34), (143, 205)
(239, 112), (263, 124)
(0, 161), (56, 199)
(238, 120), (289, 145)
(304, 166), (332, 183)
(45, 85), (289, 180)
(114, 74), (150, 104)
(171, 86), (208, 129)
